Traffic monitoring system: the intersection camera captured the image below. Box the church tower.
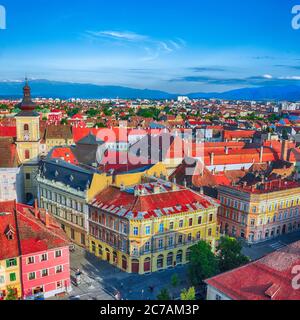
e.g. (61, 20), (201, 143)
(15, 79), (41, 202)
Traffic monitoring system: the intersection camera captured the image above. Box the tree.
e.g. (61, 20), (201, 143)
(5, 287), (17, 300)
(188, 240), (218, 286)
(157, 288), (171, 300)
(171, 274), (179, 287)
(86, 108), (100, 118)
(60, 118), (68, 125)
(180, 287), (196, 301)
(217, 236), (250, 273)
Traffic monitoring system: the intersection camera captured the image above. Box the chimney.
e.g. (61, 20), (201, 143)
(210, 152), (214, 166)
(260, 146), (264, 163)
(34, 199), (39, 219)
(45, 211), (50, 228)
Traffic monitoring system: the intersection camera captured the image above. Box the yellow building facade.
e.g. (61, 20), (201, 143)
(0, 257), (22, 300)
(89, 180), (219, 274)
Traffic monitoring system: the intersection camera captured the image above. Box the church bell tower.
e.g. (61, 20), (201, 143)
(15, 79), (41, 202)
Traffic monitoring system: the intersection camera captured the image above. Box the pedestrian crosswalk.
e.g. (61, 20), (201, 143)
(269, 242), (287, 251)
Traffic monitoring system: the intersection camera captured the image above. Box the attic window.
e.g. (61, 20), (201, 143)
(265, 283), (280, 299)
(5, 225), (15, 240)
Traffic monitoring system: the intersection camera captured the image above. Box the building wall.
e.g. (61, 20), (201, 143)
(0, 257), (22, 299)
(114, 162), (168, 188)
(218, 186), (300, 243)
(21, 247), (71, 299)
(88, 205), (219, 275)
(206, 285), (231, 301)
(38, 181), (89, 248)
(0, 167), (23, 202)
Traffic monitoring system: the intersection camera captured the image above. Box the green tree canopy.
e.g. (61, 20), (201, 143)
(188, 240), (218, 285)
(5, 287), (17, 300)
(180, 287), (196, 301)
(217, 236), (250, 273)
(157, 288), (171, 300)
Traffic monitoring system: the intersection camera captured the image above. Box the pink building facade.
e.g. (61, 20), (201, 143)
(21, 247), (71, 299)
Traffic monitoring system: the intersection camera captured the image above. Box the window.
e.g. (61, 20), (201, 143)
(179, 220), (184, 228)
(27, 257), (35, 265)
(189, 218), (193, 227)
(133, 227), (139, 236)
(145, 242), (150, 253)
(56, 266), (63, 274)
(81, 234), (85, 246)
(196, 231), (201, 240)
(9, 273), (16, 282)
(159, 223), (164, 233)
(158, 239), (164, 249)
(41, 269), (48, 277)
(187, 233), (192, 242)
(209, 214), (213, 222)
(55, 250), (62, 258)
(169, 222), (174, 230)
(168, 236), (174, 247)
(71, 228), (75, 240)
(0, 275), (4, 284)
(208, 228), (212, 237)
(28, 272), (36, 281)
(25, 150), (30, 160)
(145, 226), (151, 235)
(56, 281), (63, 289)
(198, 216), (202, 225)
(216, 294), (222, 301)
(6, 259), (17, 268)
(178, 235), (183, 244)
(41, 254), (48, 262)
(26, 173), (31, 180)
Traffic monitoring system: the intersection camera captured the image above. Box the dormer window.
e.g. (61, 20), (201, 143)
(5, 225), (15, 240)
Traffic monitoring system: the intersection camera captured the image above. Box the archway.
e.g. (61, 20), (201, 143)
(176, 250), (183, 264)
(167, 252), (173, 267)
(131, 259), (139, 273)
(122, 256), (128, 271)
(144, 257), (151, 273)
(157, 255), (164, 269)
(106, 248), (110, 262)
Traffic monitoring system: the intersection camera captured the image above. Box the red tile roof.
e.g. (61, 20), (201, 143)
(91, 183), (219, 220)
(0, 201), (69, 259)
(0, 201), (20, 260)
(16, 204), (70, 255)
(205, 241), (300, 300)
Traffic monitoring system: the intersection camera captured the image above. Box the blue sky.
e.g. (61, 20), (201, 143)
(0, 0), (300, 93)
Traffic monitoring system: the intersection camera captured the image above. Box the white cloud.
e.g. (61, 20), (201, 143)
(87, 30), (148, 42)
(263, 74), (273, 79)
(85, 29), (186, 60)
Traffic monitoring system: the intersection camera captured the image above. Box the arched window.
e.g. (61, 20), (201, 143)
(167, 252), (173, 267)
(24, 124), (29, 131)
(25, 150), (30, 160)
(157, 255), (164, 269)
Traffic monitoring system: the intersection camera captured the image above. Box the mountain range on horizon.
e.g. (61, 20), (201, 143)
(0, 79), (300, 102)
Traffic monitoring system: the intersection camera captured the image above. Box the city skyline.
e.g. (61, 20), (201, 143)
(0, 0), (300, 93)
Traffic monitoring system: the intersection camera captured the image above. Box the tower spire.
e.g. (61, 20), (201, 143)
(16, 78), (37, 112)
